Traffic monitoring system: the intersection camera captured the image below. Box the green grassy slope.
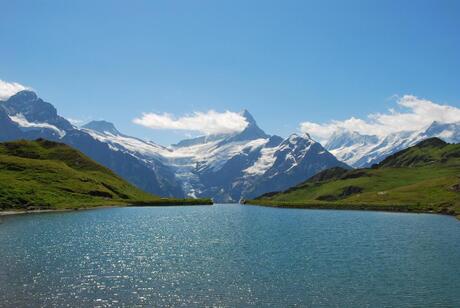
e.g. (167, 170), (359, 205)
(246, 138), (460, 217)
(0, 139), (211, 210)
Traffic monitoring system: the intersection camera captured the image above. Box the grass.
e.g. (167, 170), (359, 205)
(246, 138), (460, 218)
(0, 139), (212, 211)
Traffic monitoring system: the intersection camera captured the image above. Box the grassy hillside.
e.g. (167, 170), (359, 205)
(246, 138), (460, 217)
(0, 139), (211, 210)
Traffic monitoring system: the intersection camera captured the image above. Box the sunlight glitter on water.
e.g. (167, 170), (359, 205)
(0, 205), (459, 307)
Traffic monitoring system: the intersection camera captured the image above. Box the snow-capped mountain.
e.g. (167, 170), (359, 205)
(1, 91), (71, 140)
(0, 90), (348, 202)
(325, 121), (460, 168)
(0, 91), (184, 197)
(240, 133), (350, 200)
(420, 121), (460, 143)
(81, 109), (349, 202)
(325, 130), (380, 167)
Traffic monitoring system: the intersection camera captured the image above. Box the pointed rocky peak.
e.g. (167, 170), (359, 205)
(173, 110), (268, 148)
(240, 109), (257, 126)
(83, 120), (121, 135)
(223, 110), (269, 143)
(276, 133), (317, 154)
(288, 132), (311, 142)
(1, 90), (73, 131)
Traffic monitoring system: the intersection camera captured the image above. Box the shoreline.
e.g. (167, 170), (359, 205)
(2, 202), (458, 221)
(0, 205), (124, 217)
(0, 202), (213, 217)
(0, 208), (82, 217)
(243, 201), (460, 220)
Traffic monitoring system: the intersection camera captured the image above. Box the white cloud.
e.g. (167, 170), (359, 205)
(0, 79), (31, 101)
(300, 95), (460, 142)
(133, 110), (248, 135)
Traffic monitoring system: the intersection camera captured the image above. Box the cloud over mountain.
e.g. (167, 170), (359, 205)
(0, 79), (31, 100)
(300, 95), (460, 142)
(133, 110), (248, 135)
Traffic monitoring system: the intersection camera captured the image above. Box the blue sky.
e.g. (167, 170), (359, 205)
(1, 0), (459, 145)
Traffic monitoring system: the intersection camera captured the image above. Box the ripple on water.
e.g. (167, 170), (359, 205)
(0, 205), (459, 307)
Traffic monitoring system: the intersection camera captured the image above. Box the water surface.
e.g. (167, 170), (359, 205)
(1, 204), (459, 307)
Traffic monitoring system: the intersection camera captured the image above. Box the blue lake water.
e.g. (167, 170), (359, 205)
(0, 204), (459, 307)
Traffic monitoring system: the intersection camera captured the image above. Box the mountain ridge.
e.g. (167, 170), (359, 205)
(247, 138), (460, 218)
(0, 91), (185, 197)
(8, 90), (457, 203)
(0, 138), (211, 210)
(0, 90), (349, 202)
(324, 121), (460, 168)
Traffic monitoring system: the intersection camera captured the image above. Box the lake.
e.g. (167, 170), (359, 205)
(1, 204), (459, 307)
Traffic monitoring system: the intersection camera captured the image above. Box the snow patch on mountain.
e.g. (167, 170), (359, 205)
(9, 113), (66, 138)
(324, 121), (460, 167)
(1, 91), (350, 202)
(80, 111), (348, 202)
(186, 138), (268, 172)
(244, 146), (277, 175)
(82, 128), (171, 159)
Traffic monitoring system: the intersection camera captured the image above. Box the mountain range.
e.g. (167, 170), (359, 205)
(80, 109), (349, 202)
(325, 121), (460, 167)
(248, 137), (460, 218)
(1, 90), (458, 202)
(0, 91), (348, 202)
(0, 138), (210, 210)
